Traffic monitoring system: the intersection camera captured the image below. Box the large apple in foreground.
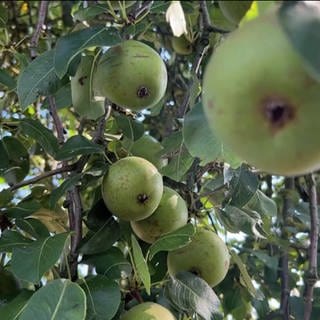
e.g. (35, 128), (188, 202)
(101, 156), (163, 221)
(167, 228), (230, 287)
(202, 7), (320, 176)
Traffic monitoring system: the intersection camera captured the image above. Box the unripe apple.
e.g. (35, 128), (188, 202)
(124, 134), (167, 169)
(101, 156), (163, 221)
(167, 228), (230, 287)
(131, 186), (188, 243)
(71, 55), (105, 120)
(93, 40), (167, 111)
(203, 7), (320, 176)
(218, 1), (253, 25)
(120, 302), (176, 320)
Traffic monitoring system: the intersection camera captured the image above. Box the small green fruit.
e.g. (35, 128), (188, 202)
(203, 7), (320, 176)
(167, 228), (230, 287)
(218, 1), (253, 25)
(71, 55), (105, 120)
(93, 40), (167, 111)
(101, 156), (163, 221)
(125, 134), (167, 169)
(171, 35), (193, 55)
(131, 186), (188, 243)
(120, 302), (176, 320)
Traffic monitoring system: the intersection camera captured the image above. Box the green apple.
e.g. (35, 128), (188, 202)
(202, 7), (320, 176)
(120, 302), (176, 320)
(218, 1), (253, 25)
(71, 55), (105, 120)
(101, 156), (163, 221)
(167, 228), (230, 287)
(131, 186), (188, 243)
(93, 40), (167, 111)
(171, 35), (193, 55)
(123, 134), (167, 169)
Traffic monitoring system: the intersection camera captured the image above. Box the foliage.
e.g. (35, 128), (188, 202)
(0, 1), (319, 320)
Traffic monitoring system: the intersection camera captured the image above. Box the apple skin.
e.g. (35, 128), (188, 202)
(202, 7), (320, 176)
(71, 55), (105, 120)
(101, 156), (163, 221)
(93, 40), (167, 111)
(130, 186), (188, 243)
(171, 35), (193, 56)
(125, 134), (167, 169)
(218, 1), (253, 25)
(120, 302), (176, 320)
(167, 228), (230, 287)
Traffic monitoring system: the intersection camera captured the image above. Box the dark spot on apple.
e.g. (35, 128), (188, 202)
(137, 193), (149, 204)
(78, 76), (88, 86)
(137, 86), (150, 98)
(261, 97), (296, 132)
(189, 267), (202, 277)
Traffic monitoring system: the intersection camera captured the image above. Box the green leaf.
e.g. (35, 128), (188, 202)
(54, 25), (122, 78)
(0, 69), (16, 89)
(0, 290), (33, 320)
(11, 233), (70, 283)
(79, 218), (120, 255)
(42, 84), (72, 110)
(165, 272), (223, 320)
(279, 1), (320, 81)
(20, 118), (60, 157)
(161, 146), (194, 182)
(245, 190), (277, 217)
(55, 135), (104, 161)
(0, 4), (8, 28)
(229, 165), (259, 207)
(81, 275), (121, 320)
(19, 279), (86, 320)
(131, 234), (151, 295)
(0, 230), (32, 252)
(230, 250), (264, 300)
(148, 224), (195, 260)
(73, 6), (106, 21)
(82, 247), (132, 279)
(15, 218), (50, 239)
(0, 136), (30, 184)
(0, 188), (13, 207)
(115, 113), (144, 141)
(183, 103), (221, 165)
(48, 174), (82, 209)
(6, 200), (42, 218)
(17, 50), (62, 110)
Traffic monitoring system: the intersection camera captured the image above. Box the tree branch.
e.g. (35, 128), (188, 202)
(9, 164), (76, 192)
(30, 0), (49, 59)
(280, 177), (294, 320)
(304, 173), (319, 320)
(48, 96), (65, 144)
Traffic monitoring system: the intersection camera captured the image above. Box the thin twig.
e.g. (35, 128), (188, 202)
(9, 164), (76, 192)
(304, 174), (319, 320)
(30, 0), (49, 59)
(280, 177), (294, 320)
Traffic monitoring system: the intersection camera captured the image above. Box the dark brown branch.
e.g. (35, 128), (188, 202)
(280, 177), (294, 320)
(30, 0), (49, 59)
(66, 186), (83, 281)
(48, 96), (65, 144)
(9, 164), (76, 191)
(304, 174), (319, 320)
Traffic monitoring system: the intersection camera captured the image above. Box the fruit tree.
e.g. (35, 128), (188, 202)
(0, 1), (319, 320)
